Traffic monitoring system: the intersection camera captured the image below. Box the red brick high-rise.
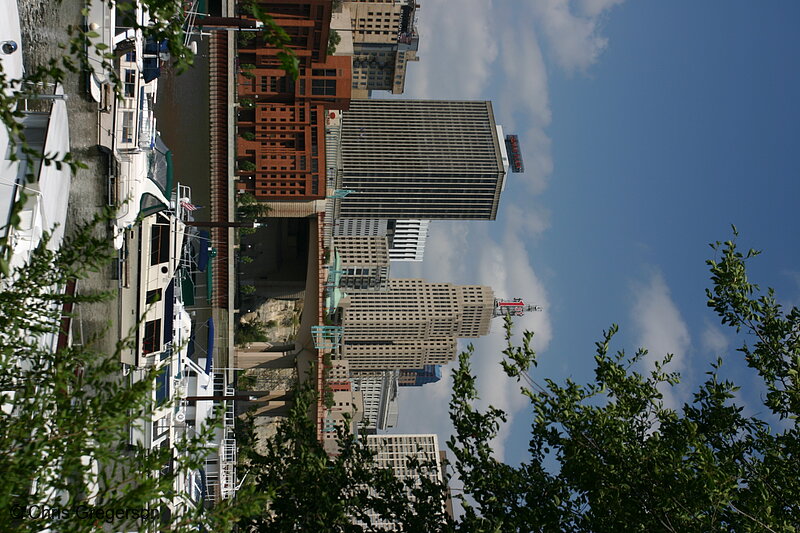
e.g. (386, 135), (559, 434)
(235, 0), (351, 201)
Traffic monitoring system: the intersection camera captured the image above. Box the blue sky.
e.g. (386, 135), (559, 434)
(388, 0), (800, 467)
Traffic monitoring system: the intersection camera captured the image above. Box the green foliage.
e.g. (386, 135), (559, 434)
(236, 320), (268, 346)
(237, 372), (258, 390)
(239, 98), (255, 109)
(237, 192), (272, 220)
(240, 0), (299, 79)
(236, 380), (454, 531)
(240, 283), (257, 295)
(327, 29), (342, 56)
(443, 233), (800, 532)
(238, 159), (256, 171)
(238, 31), (256, 46)
(240, 255), (254, 264)
(0, 216), (246, 532)
(240, 131), (256, 141)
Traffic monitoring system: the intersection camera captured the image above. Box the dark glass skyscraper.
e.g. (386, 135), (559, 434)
(335, 99), (509, 220)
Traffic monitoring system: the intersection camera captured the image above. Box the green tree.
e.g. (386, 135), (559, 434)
(236, 380), (454, 532)
(0, 216), (252, 532)
(328, 30), (342, 56)
(444, 230), (800, 532)
(235, 232), (800, 532)
(237, 192), (272, 221)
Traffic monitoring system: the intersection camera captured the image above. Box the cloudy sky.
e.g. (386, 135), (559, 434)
(386, 0), (800, 467)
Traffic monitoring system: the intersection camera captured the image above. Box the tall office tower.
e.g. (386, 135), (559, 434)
(333, 219), (428, 261)
(361, 434), (449, 528)
(342, 0), (420, 97)
(388, 219), (429, 262)
(336, 99), (512, 220)
(333, 235), (391, 291)
(333, 218), (388, 237)
(350, 370), (399, 431)
(338, 279), (494, 370)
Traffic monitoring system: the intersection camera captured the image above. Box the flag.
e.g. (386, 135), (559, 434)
(181, 201), (202, 211)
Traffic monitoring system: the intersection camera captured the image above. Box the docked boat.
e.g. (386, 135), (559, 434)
(122, 185), (239, 506)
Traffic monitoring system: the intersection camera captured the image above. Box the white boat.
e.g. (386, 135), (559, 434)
(1, 2), (71, 274)
(111, 134), (174, 249)
(122, 185), (239, 507)
(1, 2), (72, 360)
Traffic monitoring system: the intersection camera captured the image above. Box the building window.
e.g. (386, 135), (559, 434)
(311, 79), (336, 96)
(312, 69), (336, 77)
(146, 289), (162, 305)
(153, 417), (170, 439)
(124, 69), (137, 97)
(125, 51), (136, 62)
(121, 111), (134, 143)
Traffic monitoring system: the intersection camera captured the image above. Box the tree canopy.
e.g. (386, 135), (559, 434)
(234, 231), (799, 532)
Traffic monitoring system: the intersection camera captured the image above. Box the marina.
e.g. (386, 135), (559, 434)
(4, 0), (243, 510)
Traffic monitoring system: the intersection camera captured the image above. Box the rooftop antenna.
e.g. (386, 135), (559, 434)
(493, 298), (543, 318)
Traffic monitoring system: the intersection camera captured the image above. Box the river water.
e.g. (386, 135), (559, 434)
(154, 39), (211, 221)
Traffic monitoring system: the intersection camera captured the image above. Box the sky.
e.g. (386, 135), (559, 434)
(386, 0), (800, 468)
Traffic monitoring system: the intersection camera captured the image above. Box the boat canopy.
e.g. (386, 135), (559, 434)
(140, 135), (174, 216)
(164, 279), (175, 346)
(181, 269), (195, 306)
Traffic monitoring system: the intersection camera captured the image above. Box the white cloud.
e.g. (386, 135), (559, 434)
(389, 0), (625, 461)
(531, 0), (623, 74)
(630, 271), (691, 410)
(406, 0), (498, 98)
(577, 0), (626, 18)
(498, 30), (551, 126)
(701, 319), (729, 356)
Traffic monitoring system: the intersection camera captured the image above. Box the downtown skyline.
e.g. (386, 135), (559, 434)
(389, 0), (800, 469)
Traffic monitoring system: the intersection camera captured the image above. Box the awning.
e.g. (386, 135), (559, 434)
(206, 253), (214, 300)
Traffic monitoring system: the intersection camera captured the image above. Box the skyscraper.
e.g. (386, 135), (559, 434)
(338, 279), (494, 370)
(387, 219), (429, 262)
(361, 434), (451, 528)
(335, 99), (511, 220)
(342, 0), (420, 97)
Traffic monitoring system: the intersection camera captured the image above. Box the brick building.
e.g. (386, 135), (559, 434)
(235, 0), (352, 200)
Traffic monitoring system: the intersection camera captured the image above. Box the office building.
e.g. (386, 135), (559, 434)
(341, 0), (420, 97)
(333, 235), (391, 291)
(235, 0), (353, 200)
(399, 364), (441, 386)
(350, 370), (399, 431)
(361, 434), (449, 528)
(338, 279), (494, 370)
(336, 99), (511, 220)
(333, 219), (430, 261)
(387, 219), (429, 261)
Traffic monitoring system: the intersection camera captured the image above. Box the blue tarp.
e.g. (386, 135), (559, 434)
(205, 318), (214, 374)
